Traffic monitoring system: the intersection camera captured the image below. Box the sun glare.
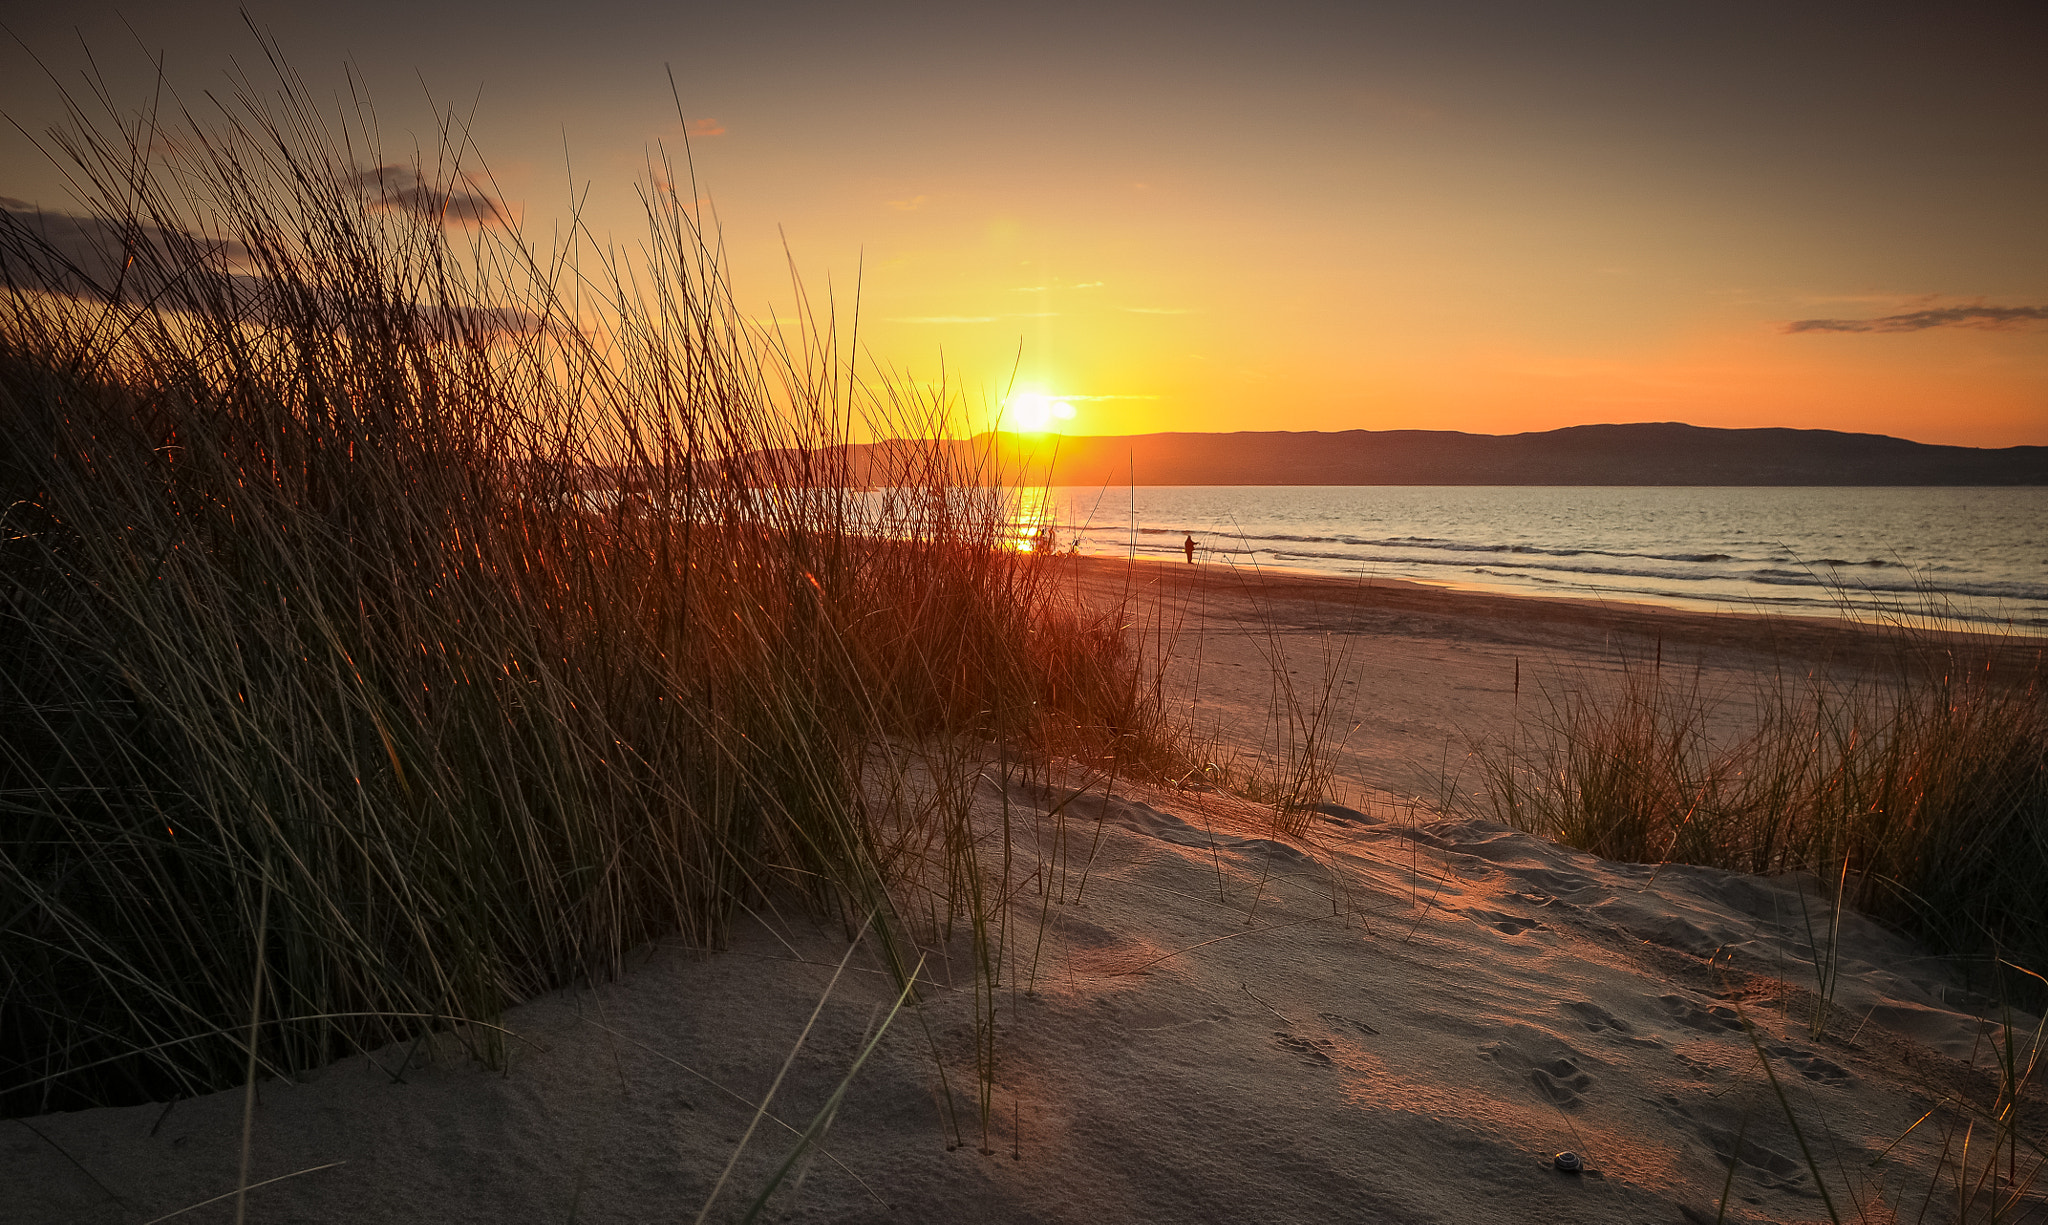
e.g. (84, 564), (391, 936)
(1009, 391), (1079, 433)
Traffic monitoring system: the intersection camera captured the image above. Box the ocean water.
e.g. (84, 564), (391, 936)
(1021, 486), (2048, 629)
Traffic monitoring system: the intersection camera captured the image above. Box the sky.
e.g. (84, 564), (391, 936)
(3, 1), (2045, 446)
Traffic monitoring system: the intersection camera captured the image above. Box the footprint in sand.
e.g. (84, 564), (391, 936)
(1652, 995), (1851, 1084)
(1461, 908), (1548, 936)
(1657, 993), (1747, 1034)
(1563, 1000), (1630, 1032)
(1561, 1000), (1663, 1048)
(1696, 1123), (1812, 1192)
(1479, 1040), (1596, 1109)
(1273, 1032), (1337, 1068)
(1657, 1098), (1819, 1198)
(1763, 1043), (1851, 1086)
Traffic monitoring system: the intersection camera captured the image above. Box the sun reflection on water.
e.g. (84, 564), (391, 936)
(1008, 486), (1062, 553)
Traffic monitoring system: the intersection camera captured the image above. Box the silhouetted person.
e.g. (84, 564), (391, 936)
(1183, 533), (1196, 564)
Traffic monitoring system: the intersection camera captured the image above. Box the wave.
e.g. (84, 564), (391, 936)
(1116, 538), (2048, 605)
(1066, 486), (2048, 627)
(1116, 525), (1746, 567)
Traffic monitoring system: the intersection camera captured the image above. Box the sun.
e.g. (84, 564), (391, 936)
(1008, 391), (1079, 433)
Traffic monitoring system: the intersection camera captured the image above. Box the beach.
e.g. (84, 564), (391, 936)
(7, 7), (2043, 1219)
(1064, 555), (2045, 810)
(11, 565), (2042, 1224)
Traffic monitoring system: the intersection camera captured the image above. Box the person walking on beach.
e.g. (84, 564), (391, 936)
(1183, 533), (1197, 564)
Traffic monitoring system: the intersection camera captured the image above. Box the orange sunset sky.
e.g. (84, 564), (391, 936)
(3, 2), (2044, 446)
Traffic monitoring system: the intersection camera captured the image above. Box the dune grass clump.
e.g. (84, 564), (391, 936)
(0, 57), (1173, 1115)
(1481, 633), (2048, 991)
(1487, 629), (2048, 1220)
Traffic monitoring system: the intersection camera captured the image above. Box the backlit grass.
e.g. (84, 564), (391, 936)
(0, 52), (1174, 1115)
(1481, 626), (2048, 995)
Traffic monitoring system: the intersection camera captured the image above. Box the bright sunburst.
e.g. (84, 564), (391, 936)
(1008, 391), (1078, 433)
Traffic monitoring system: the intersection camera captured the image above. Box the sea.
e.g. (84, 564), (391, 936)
(1017, 486), (2048, 631)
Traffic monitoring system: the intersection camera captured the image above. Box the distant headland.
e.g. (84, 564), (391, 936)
(838, 423), (2048, 486)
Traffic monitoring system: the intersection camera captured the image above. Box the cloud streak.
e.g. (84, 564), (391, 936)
(0, 201), (250, 296)
(347, 165), (507, 225)
(0, 202), (538, 338)
(1785, 305), (2048, 333)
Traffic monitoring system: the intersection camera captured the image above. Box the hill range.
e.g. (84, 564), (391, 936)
(835, 422), (2048, 486)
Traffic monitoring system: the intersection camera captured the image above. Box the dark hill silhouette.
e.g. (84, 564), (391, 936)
(830, 423), (2046, 486)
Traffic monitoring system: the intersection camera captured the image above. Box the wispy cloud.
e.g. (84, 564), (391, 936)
(1012, 280), (1104, 292)
(0, 202), (538, 337)
(0, 201), (251, 293)
(1121, 306), (1197, 315)
(658, 118), (726, 143)
(347, 165), (507, 225)
(1785, 304), (2048, 333)
(887, 195), (930, 212)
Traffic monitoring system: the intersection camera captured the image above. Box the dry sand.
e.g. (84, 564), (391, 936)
(11, 560), (2045, 1224)
(1073, 556), (2047, 809)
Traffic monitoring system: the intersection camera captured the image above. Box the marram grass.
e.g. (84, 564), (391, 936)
(1481, 633), (2048, 997)
(0, 55), (1173, 1114)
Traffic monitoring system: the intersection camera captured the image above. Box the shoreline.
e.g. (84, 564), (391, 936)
(1035, 481), (2048, 634)
(1064, 552), (2048, 665)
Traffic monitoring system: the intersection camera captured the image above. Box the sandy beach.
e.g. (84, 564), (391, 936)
(1067, 556), (2046, 810)
(11, 564), (2044, 1224)
(7, 5), (2043, 1219)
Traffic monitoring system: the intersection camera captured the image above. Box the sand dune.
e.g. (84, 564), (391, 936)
(13, 778), (2036, 1223)
(12, 567), (2043, 1224)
